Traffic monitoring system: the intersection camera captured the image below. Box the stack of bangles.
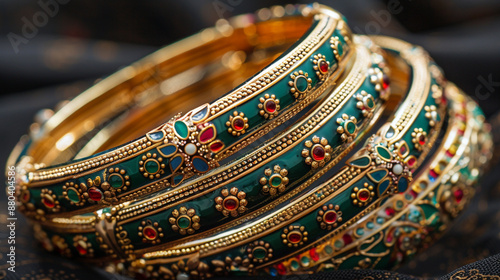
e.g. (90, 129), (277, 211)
(7, 4), (494, 279)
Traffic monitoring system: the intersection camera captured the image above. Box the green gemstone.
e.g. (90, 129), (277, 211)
(366, 97), (374, 108)
(334, 240), (344, 248)
(108, 174), (124, 188)
(376, 217), (384, 224)
(145, 160), (160, 174)
(349, 156), (371, 167)
(174, 121), (189, 139)
(324, 245), (333, 254)
(369, 169), (388, 182)
(396, 200), (404, 209)
(177, 216), (191, 229)
(356, 228), (364, 236)
(376, 146), (392, 160)
(346, 121), (356, 134)
(253, 248), (267, 259)
(295, 76), (308, 92)
(300, 256), (310, 266)
(67, 189), (80, 203)
(366, 222), (374, 229)
(270, 176), (282, 187)
(290, 260), (300, 270)
(378, 179), (391, 196)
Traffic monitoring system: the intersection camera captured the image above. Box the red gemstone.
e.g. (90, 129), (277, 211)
(42, 197), (55, 208)
(358, 190), (370, 202)
(288, 232), (302, 243)
(342, 234), (353, 245)
(429, 169), (439, 178)
(76, 243), (87, 255)
(199, 127), (215, 143)
(399, 145), (407, 155)
(454, 189), (464, 203)
(312, 146), (325, 161)
(407, 157), (416, 167)
(143, 227), (157, 239)
(418, 134), (426, 145)
(88, 188), (102, 201)
(324, 211), (337, 224)
(223, 198), (238, 211)
(265, 100), (276, 113)
(277, 263), (287, 275)
(385, 207), (395, 216)
(233, 118), (245, 131)
(319, 60), (329, 73)
(209, 141), (223, 153)
(309, 248), (319, 261)
(383, 74), (390, 89)
(386, 235), (393, 243)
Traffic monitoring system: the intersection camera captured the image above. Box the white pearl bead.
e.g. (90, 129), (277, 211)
(392, 164), (403, 175)
(184, 143), (197, 155)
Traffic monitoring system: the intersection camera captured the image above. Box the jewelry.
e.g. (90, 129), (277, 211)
(12, 4), (356, 217)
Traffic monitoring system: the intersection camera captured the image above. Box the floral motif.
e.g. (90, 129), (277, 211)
(215, 187), (248, 217)
(351, 182), (375, 207)
(258, 94), (280, 119)
(336, 114), (358, 142)
(317, 204), (343, 230)
(139, 152), (166, 179)
(312, 53), (332, 80)
(247, 240), (273, 263)
(355, 90), (376, 118)
(226, 111), (249, 136)
(282, 225), (308, 247)
(138, 220), (163, 244)
(289, 70), (312, 99)
(169, 206), (200, 235)
(302, 136), (333, 169)
(260, 165), (289, 196)
(40, 188), (60, 212)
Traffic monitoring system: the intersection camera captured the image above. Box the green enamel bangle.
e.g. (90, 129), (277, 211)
(31, 36), (389, 260)
(12, 4), (356, 217)
(287, 82), (492, 273)
(116, 36), (452, 278)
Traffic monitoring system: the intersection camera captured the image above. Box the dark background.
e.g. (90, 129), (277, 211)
(0, 0), (500, 279)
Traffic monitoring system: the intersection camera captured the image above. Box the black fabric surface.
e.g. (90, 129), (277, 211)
(1, 1), (500, 279)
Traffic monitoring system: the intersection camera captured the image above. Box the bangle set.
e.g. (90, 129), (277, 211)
(7, 4), (493, 279)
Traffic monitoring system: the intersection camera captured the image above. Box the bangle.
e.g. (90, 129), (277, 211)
(305, 83), (492, 272)
(9, 4), (493, 279)
(30, 36), (389, 261)
(119, 36), (449, 278)
(13, 4), (356, 217)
